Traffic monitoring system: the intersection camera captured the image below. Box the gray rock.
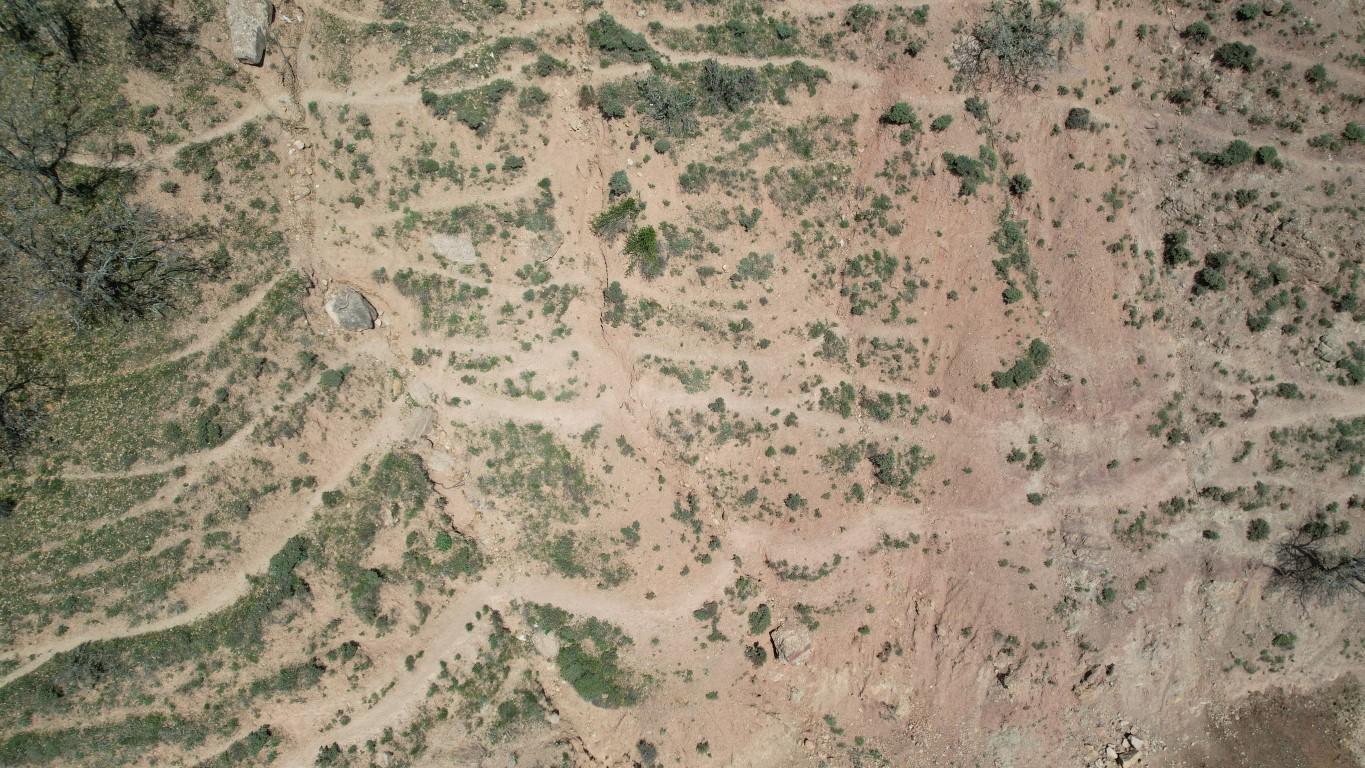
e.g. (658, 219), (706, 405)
(324, 287), (377, 330)
(227, 0), (272, 65)
(1315, 332), (1345, 363)
(771, 625), (812, 664)
(429, 233), (478, 265)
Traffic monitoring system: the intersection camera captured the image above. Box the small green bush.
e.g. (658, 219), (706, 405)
(1180, 20), (1212, 44)
(930, 114), (953, 132)
(941, 152), (988, 196)
(1162, 230), (1193, 266)
(991, 339), (1051, 389)
(625, 225), (664, 278)
(1247, 518), (1270, 541)
(880, 102), (919, 129)
(1064, 107), (1090, 130)
(586, 13), (656, 63)
(1212, 41), (1257, 71)
(1196, 139), (1254, 168)
(608, 170), (632, 198)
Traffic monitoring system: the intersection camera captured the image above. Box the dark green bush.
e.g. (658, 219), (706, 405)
(941, 152), (988, 196)
(1064, 107), (1090, 130)
(991, 339), (1051, 389)
(1212, 42), (1257, 71)
(1196, 139), (1254, 167)
(1162, 230), (1192, 266)
(880, 102), (919, 128)
(586, 13), (656, 63)
(1180, 20), (1212, 44)
(625, 225), (664, 278)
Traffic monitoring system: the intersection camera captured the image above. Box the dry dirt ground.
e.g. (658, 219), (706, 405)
(2, 0), (1365, 766)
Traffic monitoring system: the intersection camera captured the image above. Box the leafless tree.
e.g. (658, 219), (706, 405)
(1272, 529), (1365, 601)
(952, 0), (1083, 90)
(0, 0), (83, 61)
(0, 195), (205, 325)
(0, 53), (117, 205)
(0, 337), (61, 465)
(110, 0), (192, 72)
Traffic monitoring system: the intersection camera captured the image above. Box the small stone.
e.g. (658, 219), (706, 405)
(324, 287), (377, 330)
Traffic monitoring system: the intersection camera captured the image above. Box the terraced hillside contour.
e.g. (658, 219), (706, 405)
(0, 0), (1363, 766)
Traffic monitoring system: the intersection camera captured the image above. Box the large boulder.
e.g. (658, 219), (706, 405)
(770, 625), (812, 664)
(324, 287), (377, 331)
(227, 0), (273, 66)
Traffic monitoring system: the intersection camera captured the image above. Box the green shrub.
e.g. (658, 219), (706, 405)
(421, 80), (515, 134)
(1008, 173), (1032, 196)
(964, 96), (989, 120)
(1162, 230), (1192, 266)
(930, 114), (953, 132)
(953, 0), (1080, 87)
(1180, 20), (1212, 44)
(941, 152), (988, 196)
(748, 604), (771, 634)
(1307, 133), (1343, 153)
(844, 3), (879, 32)
(625, 225), (664, 278)
(1344, 123), (1365, 143)
(991, 339), (1051, 389)
(1193, 251), (1230, 294)
(596, 82), (631, 119)
(1196, 139), (1254, 168)
(1212, 42), (1257, 71)
(608, 170), (632, 198)
(1064, 107), (1090, 130)
(591, 197), (643, 238)
(502, 154), (525, 171)
(1233, 2), (1260, 21)
(1304, 63), (1329, 88)
(698, 59), (760, 112)
(1247, 518), (1270, 541)
(1254, 145), (1279, 165)
(880, 102), (919, 128)
(586, 13), (656, 63)
(517, 85), (549, 113)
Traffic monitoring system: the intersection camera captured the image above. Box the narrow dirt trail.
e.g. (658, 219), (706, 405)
(269, 561), (739, 765)
(0, 396), (420, 688)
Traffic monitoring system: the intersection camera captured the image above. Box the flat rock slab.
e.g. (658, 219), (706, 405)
(429, 233), (478, 265)
(324, 287), (377, 330)
(228, 0), (272, 65)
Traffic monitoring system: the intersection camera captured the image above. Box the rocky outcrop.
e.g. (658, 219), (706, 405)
(770, 625), (812, 664)
(227, 0), (273, 66)
(324, 287), (377, 331)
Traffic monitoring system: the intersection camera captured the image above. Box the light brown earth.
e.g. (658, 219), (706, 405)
(2, 0), (1364, 766)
